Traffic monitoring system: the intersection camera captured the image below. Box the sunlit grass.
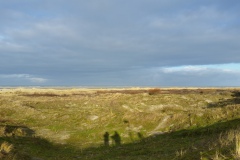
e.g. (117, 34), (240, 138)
(235, 131), (240, 159)
(0, 88), (240, 159)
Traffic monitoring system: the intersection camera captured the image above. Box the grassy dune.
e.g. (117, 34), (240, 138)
(0, 88), (240, 159)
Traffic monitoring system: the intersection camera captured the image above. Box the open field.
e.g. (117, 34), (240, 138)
(0, 87), (240, 159)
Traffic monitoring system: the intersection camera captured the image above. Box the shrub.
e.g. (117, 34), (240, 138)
(148, 88), (161, 95)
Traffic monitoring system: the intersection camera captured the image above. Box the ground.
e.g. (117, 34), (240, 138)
(0, 87), (240, 159)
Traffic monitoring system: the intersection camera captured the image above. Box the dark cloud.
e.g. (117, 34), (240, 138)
(0, 0), (240, 86)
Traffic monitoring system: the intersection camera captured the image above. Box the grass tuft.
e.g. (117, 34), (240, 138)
(235, 130), (240, 159)
(0, 141), (14, 154)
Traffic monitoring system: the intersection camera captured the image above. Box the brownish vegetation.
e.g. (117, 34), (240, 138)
(22, 92), (68, 97)
(148, 88), (161, 95)
(0, 87), (240, 159)
(96, 89), (148, 94)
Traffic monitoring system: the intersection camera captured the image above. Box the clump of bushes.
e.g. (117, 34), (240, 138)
(148, 88), (161, 95)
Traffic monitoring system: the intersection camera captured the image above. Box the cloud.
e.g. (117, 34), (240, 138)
(0, 74), (47, 83)
(162, 66), (208, 73)
(0, 1), (240, 86)
(161, 64), (240, 74)
(144, 64), (240, 86)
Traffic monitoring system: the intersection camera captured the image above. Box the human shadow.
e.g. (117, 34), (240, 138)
(207, 90), (240, 108)
(103, 131), (122, 147)
(1, 119), (240, 160)
(111, 131), (121, 146)
(81, 118), (240, 160)
(103, 131), (110, 147)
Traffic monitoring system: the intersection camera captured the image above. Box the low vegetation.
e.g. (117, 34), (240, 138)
(0, 87), (240, 159)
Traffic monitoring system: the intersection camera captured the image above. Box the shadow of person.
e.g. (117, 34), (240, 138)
(111, 131), (121, 146)
(103, 132), (109, 147)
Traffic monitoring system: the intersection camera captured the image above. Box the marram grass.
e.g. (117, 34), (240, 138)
(235, 131), (240, 159)
(0, 88), (240, 159)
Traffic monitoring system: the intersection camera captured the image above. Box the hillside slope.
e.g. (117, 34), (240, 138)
(0, 88), (240, 159)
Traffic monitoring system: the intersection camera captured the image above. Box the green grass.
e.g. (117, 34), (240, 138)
(78, 119), (240, 160)
(0, 88), (240, 159)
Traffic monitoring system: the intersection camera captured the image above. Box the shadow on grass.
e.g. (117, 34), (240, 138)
(1, 119), (240, 160)
(0, 124), (79, 160)
(0, 136), (82, 160)
(0, 125), (35, 137)
(208, 90), (240, 108)
(80, 118), (240, 160)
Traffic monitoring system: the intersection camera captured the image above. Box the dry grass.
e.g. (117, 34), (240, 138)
(0, 141), (14, 154)
(0, 141), (32, 160)
(0, 87), (240, 159)
(235, 131), (240, 159)
(0, 88), (238, 145)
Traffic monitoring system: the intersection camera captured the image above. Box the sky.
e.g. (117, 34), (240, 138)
(0, 0), (240, 87)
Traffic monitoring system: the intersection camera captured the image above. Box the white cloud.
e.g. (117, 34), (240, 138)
(161, 64), (240, 74)
(141, 64), (240, 86)
(28, 77), (47, 83)
(162, 66), (208, 73)
(0, 74), (47, 83)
